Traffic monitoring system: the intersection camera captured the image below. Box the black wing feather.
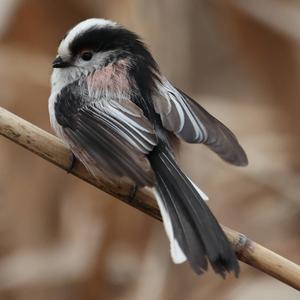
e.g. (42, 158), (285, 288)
(155, 79), (248, 166)
(181, 91), (248, 166)
(55, 81), (157, 186)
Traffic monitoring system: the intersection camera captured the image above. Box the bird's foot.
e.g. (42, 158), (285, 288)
(67, 152), (76, 173)
(128, 184), (138, 203)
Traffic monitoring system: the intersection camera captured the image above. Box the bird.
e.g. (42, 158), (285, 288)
(49, 18), (248, 277)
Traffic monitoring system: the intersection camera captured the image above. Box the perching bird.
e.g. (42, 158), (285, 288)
(49, 18), (248, 277)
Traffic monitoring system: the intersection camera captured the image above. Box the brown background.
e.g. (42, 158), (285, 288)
(0, 0), (299, 299)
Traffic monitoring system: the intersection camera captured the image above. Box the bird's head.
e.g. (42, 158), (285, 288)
(51, 18), (159, 95)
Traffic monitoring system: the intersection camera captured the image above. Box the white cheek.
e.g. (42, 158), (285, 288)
(51, 68), (81, 93)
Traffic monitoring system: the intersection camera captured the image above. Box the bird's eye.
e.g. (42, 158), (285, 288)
(80, 51), (93, 61)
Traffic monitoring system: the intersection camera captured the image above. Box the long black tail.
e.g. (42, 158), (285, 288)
(149, 145), (239, 277)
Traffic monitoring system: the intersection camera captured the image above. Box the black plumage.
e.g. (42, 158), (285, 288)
(149, 144), (239, 276)
(51, 19), (248, 277)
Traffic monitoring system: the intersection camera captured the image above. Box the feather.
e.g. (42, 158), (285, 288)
(155, 79), (248, 166)
(153, 189), (187, 264)
(149, 145), (240, 276)
(50, 20), (245, 277)
(54, 80), (157, 187)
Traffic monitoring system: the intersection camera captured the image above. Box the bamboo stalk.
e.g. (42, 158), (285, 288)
(0, 106), (300, 290)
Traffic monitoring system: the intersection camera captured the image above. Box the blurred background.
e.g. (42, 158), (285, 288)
(0, 0), (299, 299)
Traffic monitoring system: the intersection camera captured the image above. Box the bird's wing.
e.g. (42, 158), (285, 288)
(55, 81), (158, 187)
(153, 79), (248, 166)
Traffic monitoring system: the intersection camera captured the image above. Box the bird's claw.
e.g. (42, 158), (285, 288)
(128, 184), (138, 202)
(67, 153), (76, 173)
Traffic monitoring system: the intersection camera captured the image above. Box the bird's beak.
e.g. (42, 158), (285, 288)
(52, 56), (70, 68)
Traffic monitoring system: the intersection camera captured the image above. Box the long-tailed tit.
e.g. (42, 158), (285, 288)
(49, 18), (248, 277)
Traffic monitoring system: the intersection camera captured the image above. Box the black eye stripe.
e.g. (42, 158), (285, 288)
(69, 27), (143, 56)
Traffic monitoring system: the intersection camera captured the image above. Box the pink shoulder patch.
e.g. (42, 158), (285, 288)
(86, 59), (131, 93)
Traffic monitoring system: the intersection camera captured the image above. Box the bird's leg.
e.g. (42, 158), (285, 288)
(128, 184), (138, 203)
(67, 152), (76, 173)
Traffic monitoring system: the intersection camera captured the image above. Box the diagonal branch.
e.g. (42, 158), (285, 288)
(0, 106), (299, 290)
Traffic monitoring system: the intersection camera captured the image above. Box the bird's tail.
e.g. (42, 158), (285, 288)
(149, 145), (239, 277)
